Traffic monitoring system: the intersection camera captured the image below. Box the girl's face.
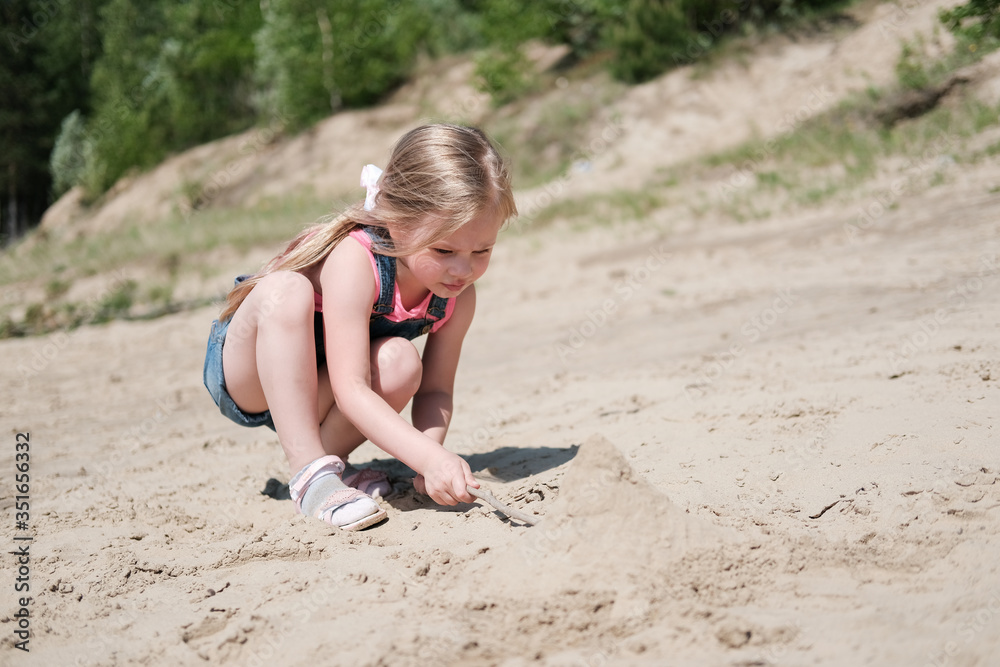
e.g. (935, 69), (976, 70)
(396, 212), (503, 298)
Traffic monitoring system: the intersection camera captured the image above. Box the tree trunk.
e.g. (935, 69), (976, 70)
(315, 7), (341, 112)
(6, 163), (17, 245)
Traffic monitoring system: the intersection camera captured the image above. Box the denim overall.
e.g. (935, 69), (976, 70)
(203, 226), (450, 430)
(361, 226), (450, 343)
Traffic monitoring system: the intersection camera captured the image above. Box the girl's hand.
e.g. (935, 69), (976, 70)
(417, 450), (479, 506)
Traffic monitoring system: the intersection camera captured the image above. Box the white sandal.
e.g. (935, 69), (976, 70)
(289, 455), (387, 531)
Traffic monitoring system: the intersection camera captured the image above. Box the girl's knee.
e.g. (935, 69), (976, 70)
(375, 338), (422, 396)
(254, 272), (315, 322)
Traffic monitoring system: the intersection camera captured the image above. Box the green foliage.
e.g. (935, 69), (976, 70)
(84, 0), (166, 192)
(45, 278), (72, 300)
(5, 0), (867, 237)
(146, 283), (173, 306)
(529, 186), (664, 229)
(84, 0), (261, 194)
(157, 3), (262, 147)
(606, 0), (691, 84)
(49, 110), (88, 196)
(94, 279), (137, 322)
(894, 25), (994, 96)
(24, 303), (45, 330)
(1, 0), (104, 241)
(470, 0), (566, 106)
(477, 0), (554, 46)
(596, 0), (852, 84)
(896, 39), (931, 91)
(0, 316), (24, 339)
(254, 0), (445, 130)
(475, 48), (537, 107)
(940, 0), (1000, 42)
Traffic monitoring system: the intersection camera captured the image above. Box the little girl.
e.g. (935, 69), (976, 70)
(203, 123), (517, 531)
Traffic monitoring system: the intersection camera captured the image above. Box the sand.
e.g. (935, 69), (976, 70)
(4, 167), (1000, 664)
(4, 0), (1000, 664)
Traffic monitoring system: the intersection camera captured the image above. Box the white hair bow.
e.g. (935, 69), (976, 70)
(360, 164), (383, 211)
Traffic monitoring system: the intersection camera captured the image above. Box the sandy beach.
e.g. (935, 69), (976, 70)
(4, 166), (1000, 664)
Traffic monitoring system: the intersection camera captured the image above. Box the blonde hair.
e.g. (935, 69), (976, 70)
(218, 123), (517, 322)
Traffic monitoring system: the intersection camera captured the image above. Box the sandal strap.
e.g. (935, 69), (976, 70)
(316, 488), (370, 521)
(289, 455), (346, 514)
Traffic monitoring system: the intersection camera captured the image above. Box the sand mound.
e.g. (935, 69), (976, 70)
(459, 434), (739, 608)
(426, 436), (786, 663)
(497, 434), (731, 595)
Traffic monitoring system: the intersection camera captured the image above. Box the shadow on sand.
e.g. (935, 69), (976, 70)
(260, 444), (580, 509)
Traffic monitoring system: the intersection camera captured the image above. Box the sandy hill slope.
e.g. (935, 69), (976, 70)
(39, 0), (988, 240)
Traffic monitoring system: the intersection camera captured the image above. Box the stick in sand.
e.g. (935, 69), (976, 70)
(467, 485), (539, 526)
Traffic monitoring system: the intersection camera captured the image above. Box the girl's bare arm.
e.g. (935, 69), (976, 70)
(411, 285), (476, 445)
(320, 237), (477, 505)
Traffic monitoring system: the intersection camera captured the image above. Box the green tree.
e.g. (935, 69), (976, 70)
(157, 1), (262, 146)
(254, 0), (446, 129)
(50, 110), (88, 197)
(1, 0), (104, 244)
(84, 0), (261, 195)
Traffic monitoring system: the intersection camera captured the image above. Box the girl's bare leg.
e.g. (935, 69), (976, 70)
(315, 336), (423, 461)
(222, 272), (422, 474)
(222, 271), (325, 474)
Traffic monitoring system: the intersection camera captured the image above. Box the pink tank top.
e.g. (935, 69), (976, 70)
(313, 228), (456, 334)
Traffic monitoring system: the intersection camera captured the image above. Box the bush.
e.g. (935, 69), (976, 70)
(49, 111), (89, 197)
(475, 47), (537, 107)
(94, 279), (138, 323)
(606, 0), (691, 83)
(940, 0), (1000, 42)
(896, 39), (932, 91)
(603, 0), (853, 84)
